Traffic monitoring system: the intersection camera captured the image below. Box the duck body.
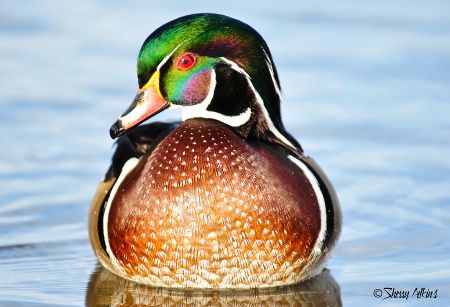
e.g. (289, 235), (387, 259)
(89, 13), (341, 289)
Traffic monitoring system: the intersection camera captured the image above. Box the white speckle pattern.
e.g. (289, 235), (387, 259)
(106, 119), (323, 288)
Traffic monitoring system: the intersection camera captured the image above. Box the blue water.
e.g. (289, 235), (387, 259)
(1, 1), (449, 306)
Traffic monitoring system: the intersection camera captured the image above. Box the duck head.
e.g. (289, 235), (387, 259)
(110, 13), (298, 150)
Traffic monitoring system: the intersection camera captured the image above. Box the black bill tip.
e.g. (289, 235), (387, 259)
(109, 120), (125, 139)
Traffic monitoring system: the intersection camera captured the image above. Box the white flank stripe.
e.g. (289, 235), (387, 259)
(103, 157), (140, 275)
(287, 155), (327, 260)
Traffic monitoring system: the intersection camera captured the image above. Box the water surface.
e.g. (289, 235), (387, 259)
(1, 1), (449, 306)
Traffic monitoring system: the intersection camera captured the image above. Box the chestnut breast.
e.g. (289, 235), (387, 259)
(106, 118), (321, 287)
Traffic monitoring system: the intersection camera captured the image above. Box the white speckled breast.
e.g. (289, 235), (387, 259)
(105, 118), (321, 288)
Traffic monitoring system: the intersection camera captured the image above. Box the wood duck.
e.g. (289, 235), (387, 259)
(89, 13), (341, 289)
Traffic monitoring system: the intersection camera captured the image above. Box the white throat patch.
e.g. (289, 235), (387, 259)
(180, 67), (252, 127)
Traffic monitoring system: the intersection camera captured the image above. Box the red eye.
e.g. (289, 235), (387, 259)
(176, 53), (196, 70)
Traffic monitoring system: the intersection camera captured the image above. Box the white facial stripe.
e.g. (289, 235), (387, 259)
(181, 68), (252, 127)
(181, 68), (216, 120)
(183, 106), (252, 127)
(169, 53), (294, 148)
(153, 40), (289, 146)
(287, 155), (327, 270)
(220, 57), (295, 149)
(220, 57), (247, 76)
(103, 157), (140, 276)
(156, 40), (187, 71)
(262, 48), (282, 102)
(156, 41), (250, 127)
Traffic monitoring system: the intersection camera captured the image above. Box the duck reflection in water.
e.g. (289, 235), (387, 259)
(86, 264), (341, 306)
